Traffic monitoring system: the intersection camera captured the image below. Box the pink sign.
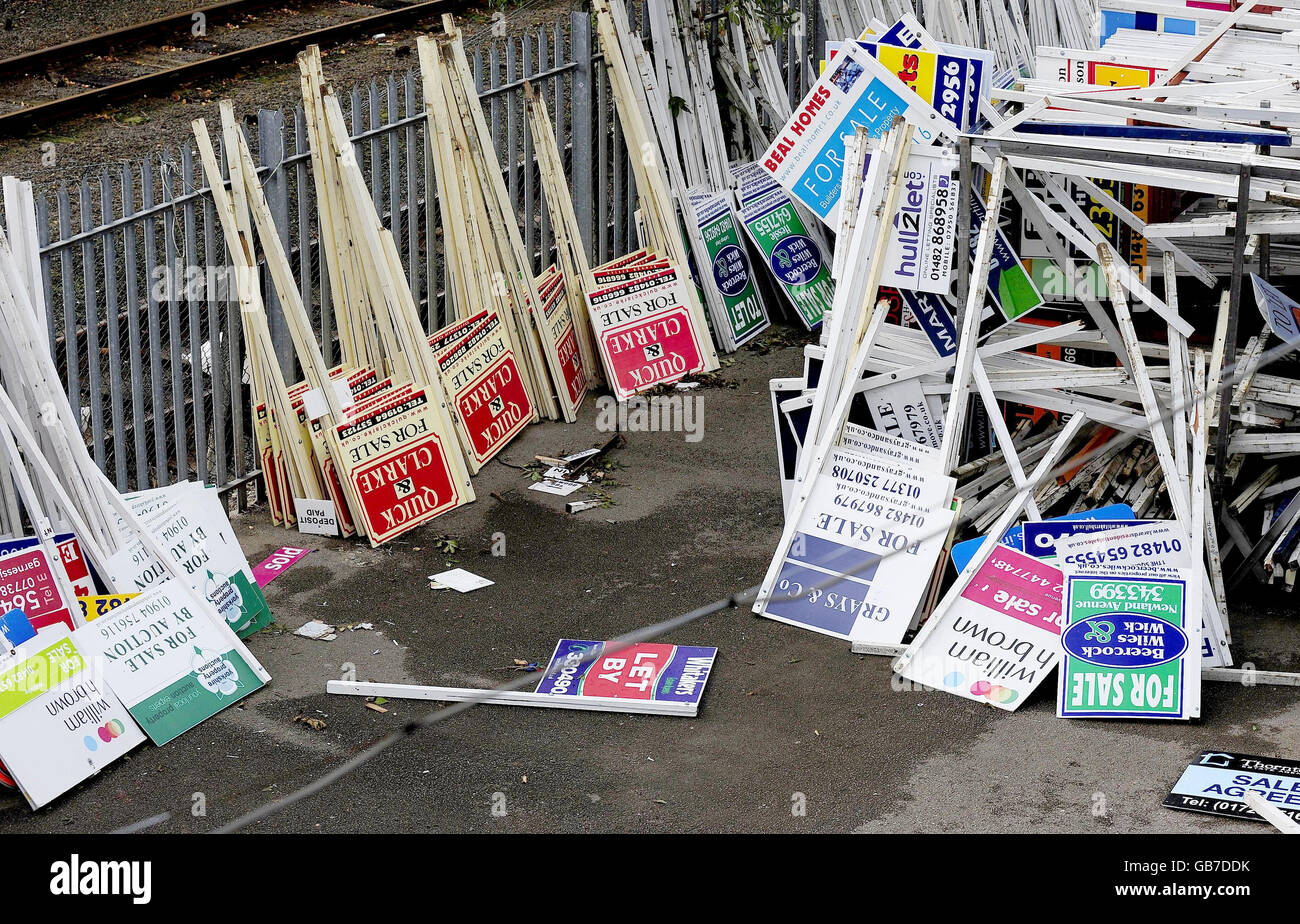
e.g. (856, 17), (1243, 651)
(253, 547), (311, 587)
(960, 546), (1064, 634)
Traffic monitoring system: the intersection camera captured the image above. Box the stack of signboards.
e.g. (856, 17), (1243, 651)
(749, 2), (1300, 731)
(0, 189), (273, 809)
(522, 82), (604, 390)
(729, 163), (836, 333)
(419, 18), (592, 425)
(196, 43), (512, 547)
(591, 0), (726, 364)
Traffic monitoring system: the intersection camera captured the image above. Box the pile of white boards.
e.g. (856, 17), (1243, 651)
(743, 0), (1300, 724)
(0, 181), (274, 810)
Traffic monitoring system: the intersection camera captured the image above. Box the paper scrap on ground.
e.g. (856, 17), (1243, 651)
(428, 568), (495, 593)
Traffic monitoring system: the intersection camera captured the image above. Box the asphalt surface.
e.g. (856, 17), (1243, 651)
(3, 331), (1300, 833)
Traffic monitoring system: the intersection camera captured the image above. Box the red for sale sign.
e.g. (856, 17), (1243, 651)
(585, 266), (706, 399)
(456, 360), (531, 461)
(536, 273), (589, 411)
(335, 388), (465, 546)
(56, 537), (92, 596)
(601, 306), (704, 398)
(556, 324), (586, 406)
(0, 547), (71, 630)
(438, 312), (533, 467)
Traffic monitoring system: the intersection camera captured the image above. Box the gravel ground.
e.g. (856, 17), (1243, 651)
(0, 0), (572, 188)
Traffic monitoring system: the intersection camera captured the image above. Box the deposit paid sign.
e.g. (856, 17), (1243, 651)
(335, 388), (461, 545)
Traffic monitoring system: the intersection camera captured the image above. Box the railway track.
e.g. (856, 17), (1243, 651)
(0, 0), (463, 135)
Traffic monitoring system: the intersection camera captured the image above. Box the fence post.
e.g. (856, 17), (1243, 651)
(570, 8), (594, 262)
(257, 108), (293, 378)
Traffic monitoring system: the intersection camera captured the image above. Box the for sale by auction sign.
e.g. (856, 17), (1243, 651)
(335, 388), (464, 546)
(585, 267), (706, 399)
(71, 582), (269, 745)
(438, 311), (534, 466)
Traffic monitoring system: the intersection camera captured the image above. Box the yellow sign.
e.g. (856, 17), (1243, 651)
(77, 594), (139, 623)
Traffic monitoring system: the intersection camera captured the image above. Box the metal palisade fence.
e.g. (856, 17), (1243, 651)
(23, 4), (820, 508)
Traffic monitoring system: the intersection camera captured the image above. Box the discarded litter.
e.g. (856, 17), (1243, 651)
(293, 713), (328, 732)
(295, 621), (338, 642)
(427, 568), (494, 593)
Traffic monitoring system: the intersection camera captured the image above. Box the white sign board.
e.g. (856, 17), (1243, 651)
(880, 147), (958, 294)
(1055, 520), (1227, 667)
(1251, 274), (1300, 344)
(759, 42), (951, 226)
(896, 545), (1064, 711)
(293, 497), (341, 537)
(863, 377), (944, 448)
(754, 426), (955, 645)
(71, 581), (270, 745)
(0, 625), (146, 808)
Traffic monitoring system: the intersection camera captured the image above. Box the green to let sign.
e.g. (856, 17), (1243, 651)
(690, 192), (769, 347)
(740, 196), (833, 331)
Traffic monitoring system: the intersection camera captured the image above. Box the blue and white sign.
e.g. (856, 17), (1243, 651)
(1022, 518), (1151, 561)
(759, 42), (952, 226)
(950, 504), (1136, 573)
(900, 288), (958, 357)
(1165, 751), (1300, 823)
(755, 427), (955, 645)
(1251, 274), (1300, 344)
(881, 148), (957, 294)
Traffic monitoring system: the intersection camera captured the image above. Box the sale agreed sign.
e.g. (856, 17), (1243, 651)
(1165, 751), (1300, 823)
